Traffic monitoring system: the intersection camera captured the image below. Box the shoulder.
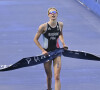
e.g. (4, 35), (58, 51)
(58, 22), (63, 31)
(39, 23), (47, 29)
(58, 22), (63, 27)
(38, 23), (47, 33)
(39, 23), (47, 31)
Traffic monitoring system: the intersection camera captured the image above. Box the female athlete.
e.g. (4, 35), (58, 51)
(34, 7), (68, 90)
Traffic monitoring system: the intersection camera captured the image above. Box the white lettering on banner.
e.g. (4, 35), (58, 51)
(26, 58), (31, 64)
(0, 65), (10, 68)
(75, 52), (79, 55)
(41, 55), (46, 59)
(34, 56), (40, 62)
(41, 56), (44, 59)
(85, 53), (87, 56)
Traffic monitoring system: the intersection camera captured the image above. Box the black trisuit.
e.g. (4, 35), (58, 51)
(43, 22), (61, 52)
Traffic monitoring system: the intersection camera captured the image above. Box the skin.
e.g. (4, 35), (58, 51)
(34, 8), (68, 90)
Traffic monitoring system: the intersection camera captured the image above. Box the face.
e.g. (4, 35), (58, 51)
(48, 9), (58, 20)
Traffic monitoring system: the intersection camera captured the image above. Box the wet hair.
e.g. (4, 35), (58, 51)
(48, 7), (58, 15)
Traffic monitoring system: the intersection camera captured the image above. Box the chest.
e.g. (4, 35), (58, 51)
(43, 25), (60, 40)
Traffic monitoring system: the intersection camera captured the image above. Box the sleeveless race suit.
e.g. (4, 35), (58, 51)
(43, 22), (61, 52)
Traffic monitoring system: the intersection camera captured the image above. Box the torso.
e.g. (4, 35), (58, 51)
(43, 22), (61, 51)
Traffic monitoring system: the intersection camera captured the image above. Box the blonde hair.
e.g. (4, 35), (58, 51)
(48, 7), (58, 15)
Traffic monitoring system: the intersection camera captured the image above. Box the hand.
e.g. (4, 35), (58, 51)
(63, 45), (68, 50)
(42, 50), (48, 56)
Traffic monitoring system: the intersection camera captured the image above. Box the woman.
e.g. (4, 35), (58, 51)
(34, 7), (68, 90)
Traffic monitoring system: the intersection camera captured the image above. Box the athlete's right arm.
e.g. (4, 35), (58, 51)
(34, 24), (48, 55)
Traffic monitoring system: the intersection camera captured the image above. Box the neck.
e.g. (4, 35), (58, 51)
(48, 19), (57, 26)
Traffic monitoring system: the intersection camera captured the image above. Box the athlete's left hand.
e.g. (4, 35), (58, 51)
(63, 45), (68, 50)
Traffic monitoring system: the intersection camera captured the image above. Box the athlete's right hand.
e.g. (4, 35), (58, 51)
(42, 50), (48, 56)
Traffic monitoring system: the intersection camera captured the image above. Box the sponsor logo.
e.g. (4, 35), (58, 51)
(48, 27), (51, 30)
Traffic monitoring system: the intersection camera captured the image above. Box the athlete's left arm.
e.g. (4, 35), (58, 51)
(59, 22), (68, 49)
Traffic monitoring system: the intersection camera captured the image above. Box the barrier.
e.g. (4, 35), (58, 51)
(96, 0), (100, 3)
(77, 0), (100, 16)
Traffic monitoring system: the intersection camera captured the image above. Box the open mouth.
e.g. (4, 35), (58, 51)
(52, 16), (55, 18)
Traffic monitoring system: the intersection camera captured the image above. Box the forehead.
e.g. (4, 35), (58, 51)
(49, 9), (56, 12)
